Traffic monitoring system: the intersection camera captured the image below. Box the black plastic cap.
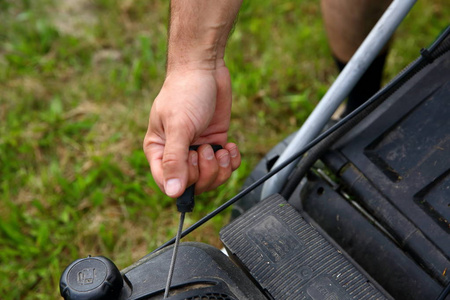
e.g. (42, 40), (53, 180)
(177, 184), (195, 213)
(60, 256), (123, 300)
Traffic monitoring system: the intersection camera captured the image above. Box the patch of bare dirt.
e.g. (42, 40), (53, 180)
(51, 0), (97, 38)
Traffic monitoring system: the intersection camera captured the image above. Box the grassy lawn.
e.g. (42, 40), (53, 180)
(0, 0), (448, 298)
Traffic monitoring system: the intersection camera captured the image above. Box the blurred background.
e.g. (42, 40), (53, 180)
(0, 0), (448, 298)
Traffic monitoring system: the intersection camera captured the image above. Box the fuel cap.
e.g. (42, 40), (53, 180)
(60, 256), (123, 300)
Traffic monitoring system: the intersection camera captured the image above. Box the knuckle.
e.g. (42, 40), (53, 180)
(162, 153), (182, 169)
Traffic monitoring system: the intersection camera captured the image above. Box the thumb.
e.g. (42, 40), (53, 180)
(162, 123), (192, 198)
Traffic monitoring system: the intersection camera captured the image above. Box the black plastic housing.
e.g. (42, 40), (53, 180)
(119, 242), (266, 300)
(222, 194), (392, 300)
(288, 29), (450, 299)
(230, 27), (450, 299)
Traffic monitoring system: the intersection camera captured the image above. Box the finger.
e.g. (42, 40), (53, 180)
(187, 150), (199, 187)
(195, 144), (219, 194)
(225, 143), (241, 171)
(209, 149), (232, 190)
(162, 123), (192, 198)
(143, 141), (165, 193)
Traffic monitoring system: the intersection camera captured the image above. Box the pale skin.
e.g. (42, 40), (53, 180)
(143, 0), (243, 198)
(144, 0), (391, 198)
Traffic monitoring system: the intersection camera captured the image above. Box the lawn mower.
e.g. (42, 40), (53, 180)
(59, 1), (449, 299)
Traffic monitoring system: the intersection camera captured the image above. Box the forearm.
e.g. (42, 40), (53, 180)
(167, 0), (242, 72)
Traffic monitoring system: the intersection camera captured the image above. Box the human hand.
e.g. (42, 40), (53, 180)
(143, 64), (241, 198)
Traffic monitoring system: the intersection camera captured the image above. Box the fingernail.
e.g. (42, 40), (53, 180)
(165, 178), (181, 197)
(219, 153), (230, 168)
(203, 146), (214, 160)
(190, 152), (198, 166)
(230, 146), (238, 158)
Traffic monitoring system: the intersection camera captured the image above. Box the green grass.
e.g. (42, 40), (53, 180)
(0, 0), (448, 298)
